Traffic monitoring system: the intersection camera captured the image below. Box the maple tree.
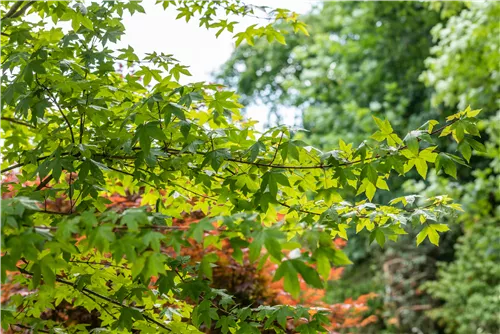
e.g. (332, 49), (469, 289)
(0, 1), (485, 333)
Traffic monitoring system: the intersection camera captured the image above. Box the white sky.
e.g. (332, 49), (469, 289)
(118, 1), (315, 131)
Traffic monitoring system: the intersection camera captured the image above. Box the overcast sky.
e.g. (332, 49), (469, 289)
(117, 1), (315, 131)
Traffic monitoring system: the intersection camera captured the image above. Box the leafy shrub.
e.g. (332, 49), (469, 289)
(423, 218), (500, 334)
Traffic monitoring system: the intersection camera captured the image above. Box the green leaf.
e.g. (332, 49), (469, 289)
(115, 308), (144, 331)
(427, 225), (440, 246)
(466, 138), (486, 152)
(371, 229), (386, 247)
(363, 164), (378, 186)
(188, 217), (215, 243)
(315, 249), (331, 280)
(202, 149), (231, 171)
(290, 259), (323, 288)
(199, 253), (218, 279)
(274, 261), (299, 298)
(264, 236), (283, 261)
(163, 102), (185, 124)
(458, 142), (472, 162)
(431, 224), (450, 232)
(414, 157), (428, 179)
(40, 262), (55, 287)
(373, 116), (393, 134)
(435, 153), (457, 178)
(179, 120), (191, 138)
(31, 263), (41, 288)
(247, 141), (266, 162)
(332, 249), (353, 266)
(404, 131), (420, 156)
(416, 226), (429, 246)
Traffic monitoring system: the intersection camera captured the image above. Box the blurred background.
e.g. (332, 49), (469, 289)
(215, 2), (499, 333)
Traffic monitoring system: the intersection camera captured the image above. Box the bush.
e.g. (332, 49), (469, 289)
(423, 218), (500, 334)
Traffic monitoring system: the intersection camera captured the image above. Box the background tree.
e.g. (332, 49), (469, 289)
(218, 1), (499, 333)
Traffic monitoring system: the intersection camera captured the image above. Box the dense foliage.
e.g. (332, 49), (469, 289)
(0, 1), (491, 333)
(218, 1), (499, 333)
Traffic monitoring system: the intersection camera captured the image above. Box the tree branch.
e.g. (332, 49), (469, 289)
(0, 118), (459, 174)
(1, 117), (36, 129)
(270, 131), (284, 166)
(11, 324), (50, 333)
(26, 223), (195, 231)
(8, 1), (33, 19)
(278, 201), (320, 216)
(123, 118), (458, 170)
(1, 152), (75, 174)
(36, 175), (53, 191)
(2, 2), (23, 20)
(36, 78), (75, 144)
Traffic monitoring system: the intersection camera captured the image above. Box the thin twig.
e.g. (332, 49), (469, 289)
(69, 173), (73, 214)
(278, 201), (320, 216)
(270, 132), (284, 166)
(81, 290), (119, 320)
(69, 259), (128, 269)
(36, 175), (53, 191)
(1, 153), (71, 174)
(1, 117), (36, 129)
(25, 223), (199, 231)
(36, 78), (75, 144)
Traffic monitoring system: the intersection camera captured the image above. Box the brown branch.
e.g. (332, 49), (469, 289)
(81, 290), (119, 320)
(33, 210), (72, 216)
(2, 163), (23, 173)
(2, 2), (23, 20)
(11, 324), (50, 333)
(79, 114), (85, 145)
(128, 118), (458, 170)
(69, 259), (128, 269)
(8, 1), (33, 19)
(36, 175), (53, 191)
(169, 181), (217, 200)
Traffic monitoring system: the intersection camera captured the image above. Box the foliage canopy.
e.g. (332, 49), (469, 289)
(0, 1), (486, 333)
